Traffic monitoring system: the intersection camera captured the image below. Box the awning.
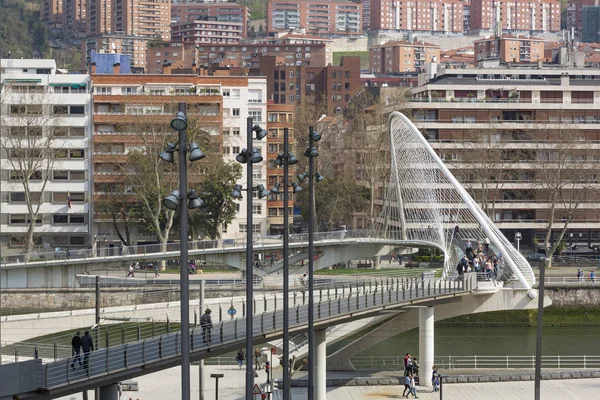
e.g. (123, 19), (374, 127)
(49, 83), (87, 89)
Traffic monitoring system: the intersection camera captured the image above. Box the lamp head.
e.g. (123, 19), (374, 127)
(292, 182), (303, 193)
(270, 182), (281, 194)
(189, 142), (206, 161)
(162, 189), (180, 210)
(253, 124), (267, 140)
(310, 129), (321, 142)
(232, 184), (243, 199)
(297, 172), (307, 182)
(273, 152), (284, 166)
(304, 147), (319, 158)
(256, 184), (271, 199)
(287, 152), (298, 165)
(316, 172), (324, 182)
(235, 148), (248, 164)
(250, 147), (263, 163)
(187, 190), (204, 209)
(159, 142), (176, 163)
(170, 111), (188, 132)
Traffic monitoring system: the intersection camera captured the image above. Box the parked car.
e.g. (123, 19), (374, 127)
(526, 253), (546, 262)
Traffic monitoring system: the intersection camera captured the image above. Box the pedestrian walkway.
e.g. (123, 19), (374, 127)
(54, 365), (600, 400)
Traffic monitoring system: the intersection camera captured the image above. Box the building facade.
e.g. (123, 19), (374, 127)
(474, 35), (545, 63)
(86, 0), (171, 39)
(369, 41), (441, 74)
(64, 0), (87, 34)
(0, 59), (92, 257)
(82, 34), (151, 71)
(267, 0), (362, 36)
(171, 19), (246, 45)
(582, 6), (600, 43)
(41, 0), (64, 30)
(370, 0), (465, 33)
(171, 3), (250, 37)
(470, 0), (561, 34)
(409, 66), (600, 250)
(568, 0), (598, 35)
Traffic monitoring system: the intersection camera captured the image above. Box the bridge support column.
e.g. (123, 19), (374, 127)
(373, 256), (381, 270)
(99, 383), (119, 400)
(418, 307), (434, 388)
(315, 329), (327, 400)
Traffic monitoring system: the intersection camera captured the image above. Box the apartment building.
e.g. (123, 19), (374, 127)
(267, 0), (362, 36)
(41, 0), (64, 30)
(370, 0), (465, 34)
(470, 0), (561, 34)
(82, 34), (150, 70)
(87, 0), (113, 35)
(409, 66), (600, 250)
(90, 73), (269, 245)
(567, 0), (598, 34)
(369, 41), (441, 74)
(474, 35), (545, 63)
(64, 0), (87, 34)
(257, 55), (361, 114)
(0, 59), (92, 257)
(171, 19), (245, 45)
(363, 0), (371, 30)
(171, 3), (250, 37)
(582, 6), (600, 43)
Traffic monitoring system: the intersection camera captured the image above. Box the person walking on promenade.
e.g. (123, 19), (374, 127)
(154, 263), (160, 277)
(589, 270), (596, 283)
(127, 263), (134, 278)
(200, 309), (213, 343)
(70, 331), (83, 369)
(409, 373), (418, 398)
(404, 353), (412, 376)
(81, 330), (94, 370)
(236, 349), (245, 369)
(254, 347), (262, 370)
(402, 374), (411, 398)
(432, 366), (440, 392)
(577, 269), (582, 283)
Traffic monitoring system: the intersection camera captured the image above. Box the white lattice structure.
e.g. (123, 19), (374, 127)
(372, 112), (535, 289)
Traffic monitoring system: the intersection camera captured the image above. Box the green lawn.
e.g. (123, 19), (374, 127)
(333, 51), (369, 69)
(315, 268), (442, 277)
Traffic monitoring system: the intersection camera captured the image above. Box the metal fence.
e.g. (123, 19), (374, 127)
(350, 355), (600, 370)
(36, 275), (472, 389)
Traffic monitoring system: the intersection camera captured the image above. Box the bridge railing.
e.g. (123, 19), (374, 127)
(2, 230), (373, 266)
(37, 275), (472, 390)
(537, 276), (598, 286)
(350, 355), (600, 370)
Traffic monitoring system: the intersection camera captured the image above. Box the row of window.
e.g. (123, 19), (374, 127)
(9, 105), (85, 115)
(7, 148), (86, 159)
(9, 170), (86, 182)
(6, 192), (86, 204)
(6, 126), (85, 137)
(7, 214), (86, 225)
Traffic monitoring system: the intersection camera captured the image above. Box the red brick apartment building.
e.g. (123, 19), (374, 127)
(370, 0), (465, 33)
(171, 3), (250, 37)
(369, 41), (441, 74)
(474, 35), (545, 63)
(470, 0), (561, 34)
(267, 0), (362, 36)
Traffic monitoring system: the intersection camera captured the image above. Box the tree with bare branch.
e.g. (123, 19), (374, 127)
(0, 92), (59, 259)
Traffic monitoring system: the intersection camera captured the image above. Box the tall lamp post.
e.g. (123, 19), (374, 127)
(232, 118), (268, 400)
(159, 103), (206, 400)
(303, 126), (322, 400)
(269, 129), (299, 399)
(515, 232), (522, 253)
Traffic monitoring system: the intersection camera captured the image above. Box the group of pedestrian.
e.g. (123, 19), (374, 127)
(401, 353), (420, 398)
(577, 269), (596, 283)
(458, 238), (499, 280)
(70, 330), (94, 370)
(390, 254), (403, 265)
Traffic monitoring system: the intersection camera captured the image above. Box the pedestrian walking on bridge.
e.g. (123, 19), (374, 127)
(81, 330), (94, 370)
(70, 331), (83, 369)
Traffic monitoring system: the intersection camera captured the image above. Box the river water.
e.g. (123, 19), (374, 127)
(360, 325), (600, 357)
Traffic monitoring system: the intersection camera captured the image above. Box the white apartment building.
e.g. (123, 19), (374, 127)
(0, 59), (92, 258)
(220, 77), (269, 240)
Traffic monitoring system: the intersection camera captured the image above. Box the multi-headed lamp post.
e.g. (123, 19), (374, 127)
(159, 103), (206, 400)
(232, 117), (267, 400)
(269, 127), (299, 399)
(302, 126), (322, 400)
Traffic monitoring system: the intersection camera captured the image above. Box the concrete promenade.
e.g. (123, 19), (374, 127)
(54, 365), (600, 400)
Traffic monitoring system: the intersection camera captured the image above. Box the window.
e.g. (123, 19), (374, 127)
(332, 71), (337, 78)
(249, 110), (262, 121)
(122, 87), (136, 95)
(233, 146), (240, 154)
(289, 71), (294, 78)
(268, 113), (278, 122)
(223, 129), (230, 135)
(10, 214), (41, 225)
(10, 170), (42, 180)
(223, 147), (230, 155)
(70, 149), (85, 158)
(232, 129), (240, 136)
(70, 106), (85, 115)
(222, 223), (228, 233)
(268, 208), (278, 216)
(53, 192), (85, 203)
(53, 214), (85, 224)
(53, 105), (68, 114)
(223, 89), (230, 97)
(252, 205), (262, 215)
(232, 108), (240, 116)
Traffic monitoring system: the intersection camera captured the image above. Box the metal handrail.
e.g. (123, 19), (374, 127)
(36, 276), (472, 389)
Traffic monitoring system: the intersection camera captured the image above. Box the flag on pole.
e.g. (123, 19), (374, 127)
(67, 192), (72, 210)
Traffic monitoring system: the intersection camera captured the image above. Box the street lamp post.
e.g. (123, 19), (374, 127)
(515, 232), (522, 253)
(233, 118), (267, 400)
(159, 103), (206, 400)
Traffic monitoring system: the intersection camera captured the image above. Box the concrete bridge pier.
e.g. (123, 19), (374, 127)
(373, 256), (381, 270)
(315, 328), (327, 400)
(99, 383), (120, 400)
(418, 306), (434, 388)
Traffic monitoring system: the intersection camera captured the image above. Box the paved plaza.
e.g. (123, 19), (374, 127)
(55, 365), (600, 400)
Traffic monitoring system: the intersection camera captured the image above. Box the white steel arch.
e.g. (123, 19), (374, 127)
(372, 111), (535, 289)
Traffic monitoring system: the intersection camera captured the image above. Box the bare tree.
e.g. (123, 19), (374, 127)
(0, 91), (59, 259)
(530, 125), (596, 266)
